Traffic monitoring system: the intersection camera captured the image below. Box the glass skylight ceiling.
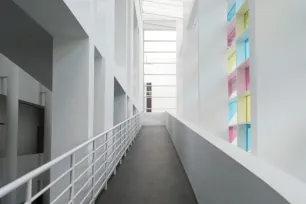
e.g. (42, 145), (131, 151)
(141, 0), (183, 22)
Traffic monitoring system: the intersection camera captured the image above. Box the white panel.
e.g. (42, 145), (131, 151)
(144, 75), (176, 85)
(144, 53), (176, 63)
(144, 42), (176, 52)
(144, 30), (176, 40)
(151, 98), (176, 109)
(144, 64), (176, 74)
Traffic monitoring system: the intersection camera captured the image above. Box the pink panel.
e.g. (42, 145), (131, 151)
(237, 59), (250, 94)
(229, 127), (237, 143)
(246, 68), (250, 91)
(228, 78), (236, 98)
(227, 19), (236, 47)
(237, 58), (250, 70)
(228, 69), (236, 81)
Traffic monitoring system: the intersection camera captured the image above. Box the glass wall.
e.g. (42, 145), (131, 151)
(144, 31), (176, 112)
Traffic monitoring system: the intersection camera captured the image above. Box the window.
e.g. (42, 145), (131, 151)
(144, 31), (177, 112)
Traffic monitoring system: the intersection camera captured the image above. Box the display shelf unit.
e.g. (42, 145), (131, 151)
(227, 0), (251, 151)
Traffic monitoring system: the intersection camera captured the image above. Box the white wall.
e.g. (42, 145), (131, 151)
(250, 0), (306, 182)
(178, 22), (199, 124)
(177, 0), (228, 140)
(61, 0), (142, 110)
(166, 112), (306, 204)
(198, 0), (228, 139)
(50, 38), (95, 202)
(114, 94), (127, 125)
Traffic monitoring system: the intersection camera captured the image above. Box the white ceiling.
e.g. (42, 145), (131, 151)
(141, 0), (183, 30)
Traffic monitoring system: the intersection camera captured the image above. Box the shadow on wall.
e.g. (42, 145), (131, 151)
(0, 0), (53, 90)
(113, 78), (127, 125)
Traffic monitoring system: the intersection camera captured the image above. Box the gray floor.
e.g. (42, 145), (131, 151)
(95, 126), (198, 204)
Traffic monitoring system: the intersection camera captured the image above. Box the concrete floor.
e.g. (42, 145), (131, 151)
(95, 126), (198, 204)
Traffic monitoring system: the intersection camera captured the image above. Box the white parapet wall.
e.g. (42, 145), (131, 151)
(166, 112), (306, 204)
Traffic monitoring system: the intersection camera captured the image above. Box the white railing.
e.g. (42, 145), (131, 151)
(0, 113), (141, 204)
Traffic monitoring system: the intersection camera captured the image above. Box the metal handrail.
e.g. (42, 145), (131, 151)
(0, 113), (141, 204)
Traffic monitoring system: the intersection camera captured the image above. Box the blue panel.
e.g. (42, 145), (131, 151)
(227, 4), (236, 22)
(246, 124), (251, 151)
(245, 38), (250, 59)
(236, 42), (245, 66)
(228, 100), (237, 122)
(236, 0), (245, 12)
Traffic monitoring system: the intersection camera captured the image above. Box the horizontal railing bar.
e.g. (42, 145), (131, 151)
(95, 140), (107, 152)
(50, 183), (72, 204)
(31, 167), (73, 202)
(80, 185), (94, 204)
(0, 113), (139, 198)
(94, 178), (107, 199)
(94, 161), (106, 178)
(95, 150), (107, 164)
(74, 174), (94, 199)
(74, 150), (94, 168)
(74, 162), (95, 184)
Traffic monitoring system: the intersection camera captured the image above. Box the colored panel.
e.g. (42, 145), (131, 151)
(245, 39), (250, 59)
(245, 68), (250, 91)
(227, 4), (236, 22)
(228, 78), (237, 98)
(228, 52), (236, 72)
(228, 100), (237, 122)
(236, 0), (245, 11)
(244, 11), (249, 29)
(236, 14), (245, 37)
(246, 95), (251, 122)
(237, 124), (247, 150)
(246, 124), (251, 151)
(236, 42), (245, 67)
(229, 126), (237, 143)
(237, 96), (247, 123)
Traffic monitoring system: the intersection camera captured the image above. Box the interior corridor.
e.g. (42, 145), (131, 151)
(95, 126), (198, 204)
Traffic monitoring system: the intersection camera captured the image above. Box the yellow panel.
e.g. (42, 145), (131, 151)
(237, 96), (247, 123)
(228, 52), (236, 73)
(246, 95), (251, 122)
(244, 11), (249, 29)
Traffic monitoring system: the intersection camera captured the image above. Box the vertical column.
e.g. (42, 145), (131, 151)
(250, 0), (306, 182)
(198, 0), (228, 138)
(43, 88), (52, 204)
(4, 64), (19, 204)
(51, 37), (94, 202)
(104, 0), (115, 130)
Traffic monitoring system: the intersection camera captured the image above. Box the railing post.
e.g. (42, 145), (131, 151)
(91, 140), (96, 201)
(128, 119), (131, 151)
(69, 153), (76, 204)
(104, 133), (108, 191)
(133, 117), (136, 141)
(124, 122), (127, 157)
(120, 124), (123, 165)
(26, 179), (32, 204)
(113, 127), (117, 176)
